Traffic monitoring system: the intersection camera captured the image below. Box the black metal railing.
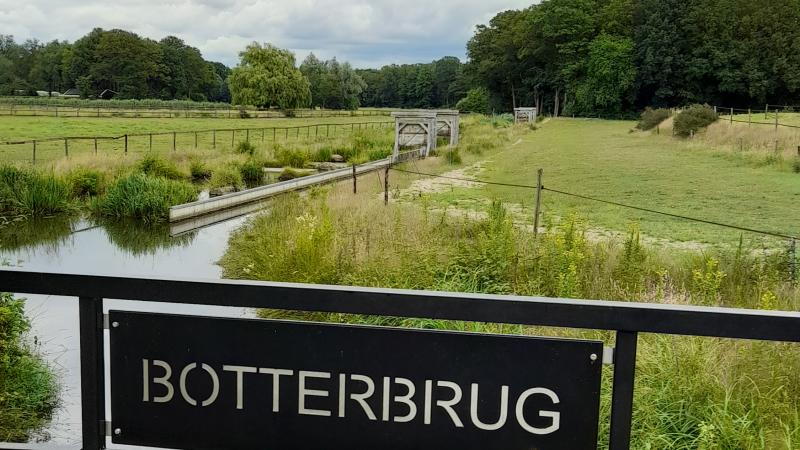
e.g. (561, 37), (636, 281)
(0, 269), (798, 450)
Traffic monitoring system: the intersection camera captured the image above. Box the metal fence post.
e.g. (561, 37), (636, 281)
(79, 296), (106, 450)
(609, 330), (638, 450)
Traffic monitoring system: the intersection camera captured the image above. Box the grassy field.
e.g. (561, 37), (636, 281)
(419, 118), (799, 247)
(0, 116), (392, 163)
(219, 117), (799, 447)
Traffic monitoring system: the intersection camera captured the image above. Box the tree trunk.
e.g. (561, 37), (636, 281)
(511, 82), (516, 109)
(554, 87), (560, 118)
(563, 90), (568, 115)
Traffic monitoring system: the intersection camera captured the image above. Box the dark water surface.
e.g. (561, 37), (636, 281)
(1, 215), (254, 448)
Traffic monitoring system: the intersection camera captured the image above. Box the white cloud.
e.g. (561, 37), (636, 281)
(0, 0), (531, 67)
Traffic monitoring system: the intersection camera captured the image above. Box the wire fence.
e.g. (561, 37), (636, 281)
(0, 120), (393, 164)
(387, 165), (798, 279)
(0, 103), (392, 120)
(715, 105), (800, 130)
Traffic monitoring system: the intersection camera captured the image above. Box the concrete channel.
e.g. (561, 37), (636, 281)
(169, 158), (393, 223)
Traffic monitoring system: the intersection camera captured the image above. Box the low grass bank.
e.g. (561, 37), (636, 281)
(220, 185), (799, 448)
(0, 292), (59, 442)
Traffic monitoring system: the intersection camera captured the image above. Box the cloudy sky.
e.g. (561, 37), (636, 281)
(0, 0), (532, 68)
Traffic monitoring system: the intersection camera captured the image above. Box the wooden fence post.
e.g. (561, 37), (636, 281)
(173, 132), (177, 152)
(64, 139), (69, 157)
(775, 109), (779, 132)
(149, 134), (152, 151)
(384, 166), (389, 205)
(534, 169), (543, 235)
(765, 104), (769, 120)
(124, 135), (128, 154)
(231, 130), (235, 147)
(748, 109), (751, 126)
(790, 239), (797, 283)
(95, 138), (98, 155)
(353, 164), (357, 194)
(194, 132), (198, 148)
(213, 130), (216, 149)
(246, 129), (250, 143)
(32, 140), (36, 164)
(730, 107), (733, 125)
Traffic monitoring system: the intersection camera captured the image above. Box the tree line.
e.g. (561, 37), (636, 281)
(7, 0), (800, 116)
(0, 29), (231, 102)
(467, 0), (800, 117)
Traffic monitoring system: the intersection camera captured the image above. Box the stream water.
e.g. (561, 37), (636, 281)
(0, 214), (255, 447)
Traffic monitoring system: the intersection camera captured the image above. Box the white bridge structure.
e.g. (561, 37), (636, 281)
(514, 107), (538, 124)
(392, 110), (460, 161)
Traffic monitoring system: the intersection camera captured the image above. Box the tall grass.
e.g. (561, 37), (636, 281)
(0, 293), (59, 442)
(93, 173), (197, 222)
(0, 166), (74, 217)
(220, 185), (799, 448)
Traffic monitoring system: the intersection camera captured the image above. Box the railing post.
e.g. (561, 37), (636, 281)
(609, 330), (638, 450)
(79, 296), (106, 450)
(534, 168), (543, 235)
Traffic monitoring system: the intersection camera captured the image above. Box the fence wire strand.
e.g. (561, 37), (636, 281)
(389, 167), (797, 240)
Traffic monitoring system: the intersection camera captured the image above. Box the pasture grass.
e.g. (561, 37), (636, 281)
(0, 116), (392, 163)
(220, 179), (799, 449)
(427, 118), (799, 247)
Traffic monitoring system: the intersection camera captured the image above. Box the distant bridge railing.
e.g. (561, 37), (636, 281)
(0, 269), (798, 449)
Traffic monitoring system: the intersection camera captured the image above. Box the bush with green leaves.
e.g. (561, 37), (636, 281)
(0, 292), (58, 442)
(94, 173), (197, 222)
(673, 104), (718, 137)
(137, 155), (186, 180)
(636, 107), (672, 131)
(0, 166), (74, 217)
(456, 87), (491, 114)
(235, 141), (256, 156)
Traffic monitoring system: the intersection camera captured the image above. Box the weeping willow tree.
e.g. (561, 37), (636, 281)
(227, 42), (311, 110)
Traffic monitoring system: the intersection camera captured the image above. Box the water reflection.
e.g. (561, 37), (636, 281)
(0, 212), (254, 447)
(0, 216), (75, 253)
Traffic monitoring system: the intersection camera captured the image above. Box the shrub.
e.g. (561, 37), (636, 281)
(68, 168), (104, 197)
(239, 159), (264, 186)
(0, 166), (74, 217)
(636, 107), (672, 131)
(94, 173), (197, 223)
(456, 87), (491, 114)
(137, 155), (185, 180)
(674, 104), (718, 137)
(235, 141), (256, 156)
(238, 108), (251, 119)
(189, 160), (212, 182)
(209, 165), (244, 191)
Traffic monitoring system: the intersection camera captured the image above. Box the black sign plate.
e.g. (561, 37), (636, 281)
(109, 311), (603, 450)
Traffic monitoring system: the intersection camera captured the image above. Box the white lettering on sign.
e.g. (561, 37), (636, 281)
(140, 359), (562, 435)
